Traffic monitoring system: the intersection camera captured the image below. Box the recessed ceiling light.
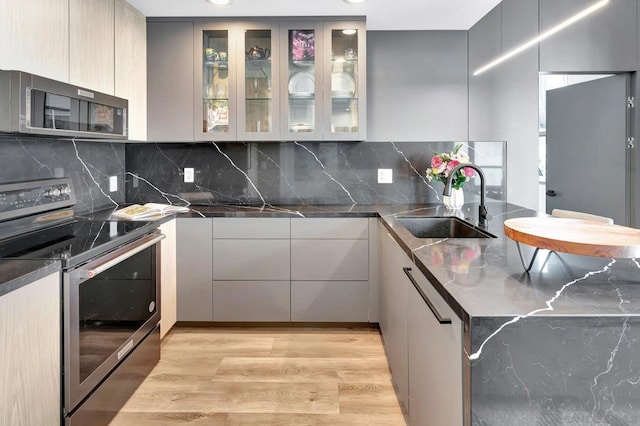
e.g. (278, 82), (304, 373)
(342, 29), (357, 35)
(206, 0), (232, 5)
(343, 0), (367, 4)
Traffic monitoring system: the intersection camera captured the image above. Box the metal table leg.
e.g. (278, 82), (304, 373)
(515, 242), (540, 273)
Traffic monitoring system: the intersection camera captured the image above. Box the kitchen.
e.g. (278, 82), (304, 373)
(1, 0), (640, 425)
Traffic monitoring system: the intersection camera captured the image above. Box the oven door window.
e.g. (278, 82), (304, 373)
(78, 247), (156, 382)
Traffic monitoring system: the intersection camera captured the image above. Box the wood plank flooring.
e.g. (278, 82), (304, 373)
(110, 326), (407, 425)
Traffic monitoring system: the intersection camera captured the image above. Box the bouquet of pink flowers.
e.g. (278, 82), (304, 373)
(425, 144), (475, 190)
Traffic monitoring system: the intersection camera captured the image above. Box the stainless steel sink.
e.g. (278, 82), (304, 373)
(395, 216), (496, 239)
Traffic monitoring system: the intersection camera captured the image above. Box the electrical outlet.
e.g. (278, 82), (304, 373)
(184, 168), (194, 183)
(109, 176), (118, 192)
(378, 169), (393, 184)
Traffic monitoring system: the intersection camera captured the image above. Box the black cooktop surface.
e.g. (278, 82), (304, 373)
(0, 218), (156, 269)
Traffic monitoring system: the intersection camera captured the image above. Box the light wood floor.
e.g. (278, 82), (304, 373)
(110, 326), (407, 426)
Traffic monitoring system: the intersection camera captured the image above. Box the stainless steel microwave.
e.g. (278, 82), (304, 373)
(0, 70), (128, 139)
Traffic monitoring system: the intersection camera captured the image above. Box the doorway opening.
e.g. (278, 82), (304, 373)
(538, 72), (632, 226)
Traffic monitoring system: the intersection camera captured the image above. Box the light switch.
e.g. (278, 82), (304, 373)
(378, 169), (393, 184)
(184, 168), (195, 183)
(109, 176), (118, 192)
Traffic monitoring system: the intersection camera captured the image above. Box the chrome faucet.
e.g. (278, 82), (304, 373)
(443, 163), (488, 227)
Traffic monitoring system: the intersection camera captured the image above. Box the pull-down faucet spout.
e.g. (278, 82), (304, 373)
(443, 163), (488, 227)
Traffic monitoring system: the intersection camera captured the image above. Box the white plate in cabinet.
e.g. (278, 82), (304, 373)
(291, 217), (368, 239)
(213, 239), (290, 281)
(212, 217), (290, 239)
(213, 281), (290, 322)
(291, 281), (369, 322)
(291, 239), (368, 281)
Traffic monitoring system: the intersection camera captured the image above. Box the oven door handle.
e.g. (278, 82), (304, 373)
(86, 233), (165, 278)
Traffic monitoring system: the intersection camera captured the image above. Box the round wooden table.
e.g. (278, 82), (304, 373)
(503, 217), (640, 271)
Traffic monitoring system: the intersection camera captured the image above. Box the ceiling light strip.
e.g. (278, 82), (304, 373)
(473, 0), (609, 76)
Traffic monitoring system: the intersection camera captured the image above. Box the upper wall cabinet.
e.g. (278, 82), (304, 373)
(0, 0), (70, 83)
(539, 0), (638, 72)
(147, 21), (194, 142)
(115, 0), (147, 141)
(149, 17), (366, 142)
(69, 0), (115, 94)
(194, 21), (238, 141)
(278, 20), (367, 141)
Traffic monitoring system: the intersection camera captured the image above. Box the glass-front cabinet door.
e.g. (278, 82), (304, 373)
(323, 21), (366, 141)
(238, 23), (280, 140)
(280, 22), (323, 141)
(195, 23), (236, 140)
(190, 19), (366, 142)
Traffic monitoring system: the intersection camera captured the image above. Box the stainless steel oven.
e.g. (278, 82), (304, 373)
(0, 178), (164, 425)
(63, 231), (163, 424)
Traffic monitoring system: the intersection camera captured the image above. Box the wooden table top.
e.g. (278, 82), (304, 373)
(503, 217), (640, 258)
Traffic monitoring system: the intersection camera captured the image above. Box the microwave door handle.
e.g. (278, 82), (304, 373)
(86, 234), (165, 278)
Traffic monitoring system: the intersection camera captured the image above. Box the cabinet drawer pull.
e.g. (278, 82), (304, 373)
(402, 267), (451, 324)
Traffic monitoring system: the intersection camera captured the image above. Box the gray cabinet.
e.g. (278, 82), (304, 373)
(379, 231), (410, 413)
(291, 280), (369, 322)
(291, 217), (368, 239)
(367, 30), (468, 142)
(213, 239), (290, 281)
(147, 17), (366, 142)
(213, 217), (290, 238)
(176, 216), (371, 322)
(280, 19), (367, 141)
(194, 21), (238, 141)
(176, 218), (213, 321)
(407, 269), (464, 425)
(147, 21), (195, 141)
(0, 272), (60, 425)
(539, 0), (638, 72)
(290, 239), (368, 281)
(290, 218), (369, 322)
(212, 217), (291, 321)
(213, 281), (290, 322)
(379, 226), (465, 424)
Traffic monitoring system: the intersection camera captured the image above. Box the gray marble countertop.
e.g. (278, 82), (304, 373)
(175, 202), (640, 321)
(0, 259), (60, 297)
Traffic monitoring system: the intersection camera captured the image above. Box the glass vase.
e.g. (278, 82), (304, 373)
(443, 188), (464, 209)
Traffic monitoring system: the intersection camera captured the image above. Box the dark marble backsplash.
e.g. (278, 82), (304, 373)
(0, 135), (125, 213)
(125, 141), (506, 206)
(0, 136), (505, 212)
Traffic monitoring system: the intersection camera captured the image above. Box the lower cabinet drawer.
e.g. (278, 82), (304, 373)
(291, 239), (368, 281)
(213, 239), (291, 281)
(291, 281), (369, 322)
(213, 281), (290, 322)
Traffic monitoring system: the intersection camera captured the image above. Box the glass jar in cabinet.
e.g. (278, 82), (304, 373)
(195, 23), (237, 140)
(279, 21), (324, 141)
(237, 23), (280, 140)
(322, 21), (366, 141)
